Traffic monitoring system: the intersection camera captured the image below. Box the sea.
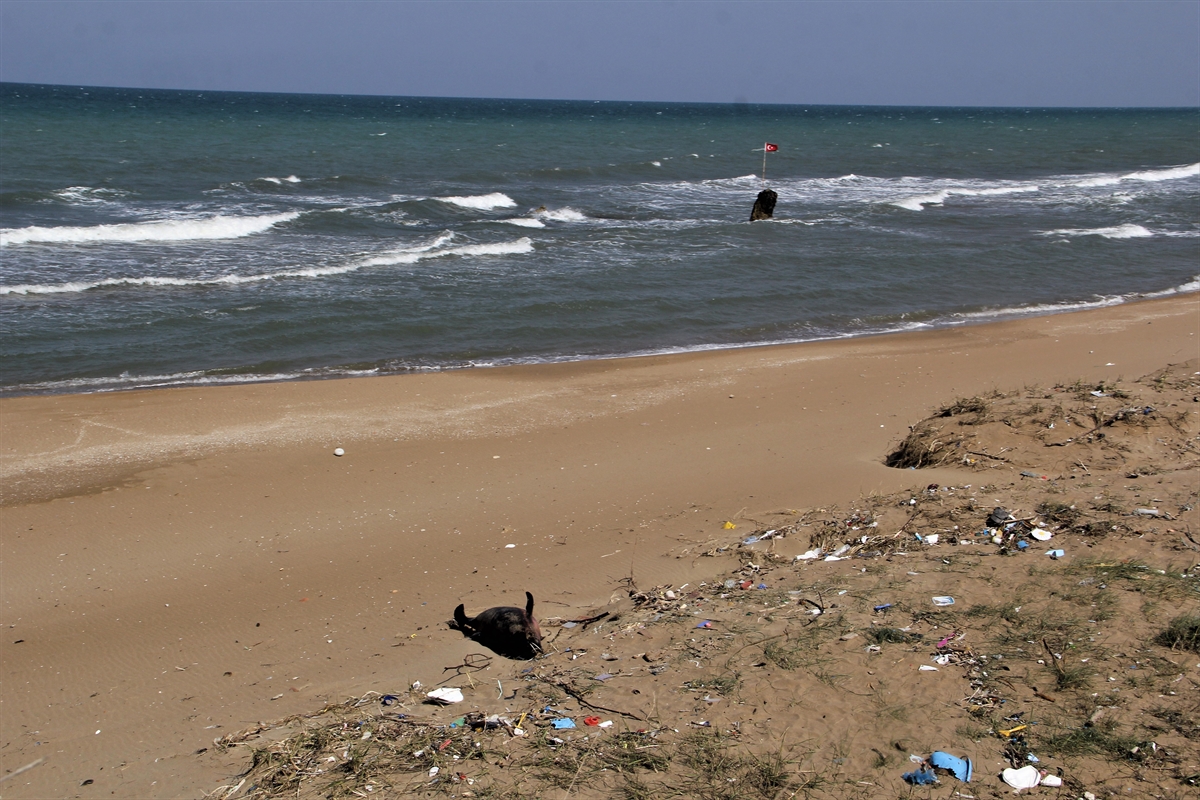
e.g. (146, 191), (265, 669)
(1, 83), (1197, 395)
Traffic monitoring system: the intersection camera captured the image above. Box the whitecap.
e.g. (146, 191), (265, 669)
(1074, 162), (1199, 188)
(1121, 162), (1199, 182)
(51, 186), (129, 205)
(1041, 224), (1153, 239)
(535, 207), (587, 222)
(890, 185), (1038, 211)
(360, 237), (533, 267)
(1, 231), (521, 295)
(438, 192), (517, 211)
(0, 212), (301, 246)
(891, 190), (951, 211)
(501, 218), (546, 228)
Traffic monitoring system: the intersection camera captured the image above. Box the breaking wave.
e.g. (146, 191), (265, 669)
(536, 207), (587, 222)
(0, 233), (535, 295)
(360, 236), (534, 267)
(889, 185), (1039, 211)
(0, 212), (301, 246)
(1042, 224), (1154, 239)
(1075, 162), (1200, 188)
(437, 193), (517, 210)
(50, 186), (131, 205)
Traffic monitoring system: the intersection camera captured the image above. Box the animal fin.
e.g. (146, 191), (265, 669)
(454, 604), (468, 627)
(525, 591), (535, 617)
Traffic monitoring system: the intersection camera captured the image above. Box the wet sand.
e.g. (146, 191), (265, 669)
(1, 294), (1196, 797)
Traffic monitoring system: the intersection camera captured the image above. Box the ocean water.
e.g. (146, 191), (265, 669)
(1, 83), (1197, 395)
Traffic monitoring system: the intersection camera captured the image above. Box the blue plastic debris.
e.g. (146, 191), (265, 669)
(902, 768), (937, 785)
(551, 718), (576, 729)
(380, 694), (399, 706)
(1017, 540), (1029, 550)
(873, 603), (892, 612)
(930, 751), (973, 782)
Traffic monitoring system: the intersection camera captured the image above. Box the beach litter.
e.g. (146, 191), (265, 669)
(551, 717), (576, 729)
(425, 687), (464, 705)
(1046, 549), (1065, 559)
(987, 507), (1014, 527)
(1001, 765), (1041, 791)
(932, 596), (955, 606)
(333, 447), (345, 457)
(902, 766), (938, 785)
(929, 751), (973, 782)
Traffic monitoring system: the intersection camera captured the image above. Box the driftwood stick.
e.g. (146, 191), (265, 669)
(0, 758), (44, 784)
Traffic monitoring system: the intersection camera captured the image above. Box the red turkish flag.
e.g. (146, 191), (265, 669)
(764, 143), (778, 152)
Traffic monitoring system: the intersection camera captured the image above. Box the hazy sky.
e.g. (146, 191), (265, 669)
(2, 1), (1197, 106)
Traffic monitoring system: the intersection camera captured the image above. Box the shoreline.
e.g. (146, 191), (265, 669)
(4, 282), (1197, 400)
(0, 293), (1196, 797)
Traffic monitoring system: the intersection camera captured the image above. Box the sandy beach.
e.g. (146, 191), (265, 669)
(2, 294), (1197, 799)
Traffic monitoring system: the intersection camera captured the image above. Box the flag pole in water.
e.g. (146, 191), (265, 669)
(751, 143), (779, 221)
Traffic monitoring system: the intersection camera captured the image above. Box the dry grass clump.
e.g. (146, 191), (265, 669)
(883, 421), (968, 469)
(1156, 614), (1200, 653)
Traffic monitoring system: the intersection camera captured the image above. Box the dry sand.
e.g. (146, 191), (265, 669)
(1, 294), (1197, 799)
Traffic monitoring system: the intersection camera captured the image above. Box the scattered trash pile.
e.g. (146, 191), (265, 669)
(210, 670), (672, 799)
(209, 364), (1198, 799)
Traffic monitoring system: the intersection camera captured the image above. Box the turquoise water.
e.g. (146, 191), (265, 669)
(1, 84), (1197, 394)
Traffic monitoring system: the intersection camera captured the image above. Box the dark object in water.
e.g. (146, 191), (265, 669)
(450, 591), (543, 659)
(750, 189), (777, 221)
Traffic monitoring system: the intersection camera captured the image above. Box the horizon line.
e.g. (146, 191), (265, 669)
(4, 81), (1198, 112)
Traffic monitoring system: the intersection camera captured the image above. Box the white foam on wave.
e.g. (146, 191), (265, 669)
(536, 207), (587, 222)
(360, 237), (533, 267)
(1144, 274), (1200, 297)
(948, 277), (1199, 325)
(1042, 224), (1154, 239)
(1, 231), (534, 295)
(501, 218), (546, 228)
(890, 185), (1038, 211)
(258, 175), (302, 185)
(0, 212), (301, 246)
(438, 193), (517, 211)
(1075, 162), (1199, 188)
(2, 368), (312, 395)
(51, 186), (130, 205)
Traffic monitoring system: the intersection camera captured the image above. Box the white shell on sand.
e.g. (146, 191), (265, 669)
(333, 448), (345, 456)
